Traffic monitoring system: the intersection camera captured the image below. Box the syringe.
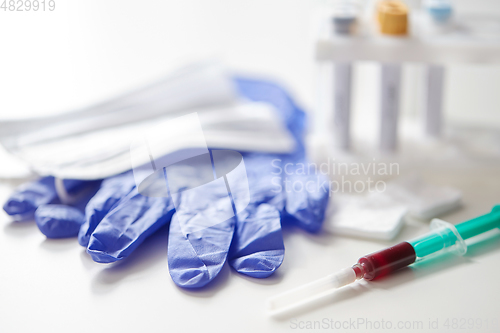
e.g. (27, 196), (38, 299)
(267, 206), (500, 316)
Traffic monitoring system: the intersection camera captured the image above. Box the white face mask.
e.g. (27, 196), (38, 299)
(0, 62), (295, 180)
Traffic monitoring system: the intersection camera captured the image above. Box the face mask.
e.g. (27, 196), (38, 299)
(0, 61), (295, 180)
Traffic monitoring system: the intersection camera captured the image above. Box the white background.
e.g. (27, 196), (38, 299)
(1, 1), (500, 332)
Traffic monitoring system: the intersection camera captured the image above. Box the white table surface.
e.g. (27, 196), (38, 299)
(1, 164), (499, 333)
(1, 1), (500, 332)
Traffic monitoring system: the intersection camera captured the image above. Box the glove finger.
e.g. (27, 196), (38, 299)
(167, 176), (236, 289)
(228, 203), (284, 278)
(282, 172), (330, 233)
(3, 177), (57, 220)
(32, 179), (101, 238)
(168, 213), (236, 289)
(86, 190), (174, 263)
(35, 204), (85, 238)
(78, 172), (136, 247)
(3, 177), (90, 221)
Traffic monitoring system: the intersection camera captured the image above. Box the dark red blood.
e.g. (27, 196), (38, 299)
(358, 241), (416, 280)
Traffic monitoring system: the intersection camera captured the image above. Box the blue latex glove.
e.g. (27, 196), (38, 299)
(77, 150), (326, 288)
(3, 176), (60, 221)
(167, 152), (327, 288)
(3, 177), (100, 236)
(3, 77), (330, 289)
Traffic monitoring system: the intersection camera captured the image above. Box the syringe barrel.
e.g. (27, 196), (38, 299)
(409, 219), (467, 259)
(357, 242), (416, 280)
(409, 206), (500, 260)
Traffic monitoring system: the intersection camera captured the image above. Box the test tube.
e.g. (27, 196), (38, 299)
(421, 0), (453, 137)
(422, 64), (445, 137)
(333, 63), (353, 150)
(331, 2), (358, 150)
(376, 0), (409, 152)
(380, 63), (402, 151)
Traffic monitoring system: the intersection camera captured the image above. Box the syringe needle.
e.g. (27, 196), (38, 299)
(267, 267), (357, 316)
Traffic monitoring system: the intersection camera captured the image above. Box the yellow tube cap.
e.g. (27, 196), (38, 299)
(377, 0), (409, 35)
